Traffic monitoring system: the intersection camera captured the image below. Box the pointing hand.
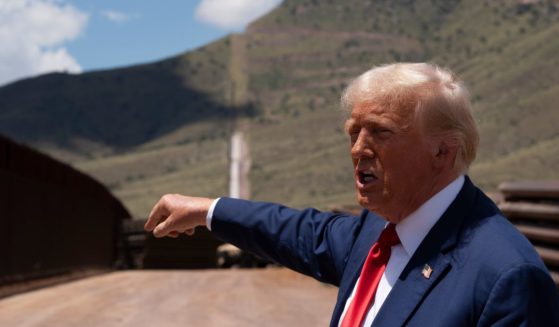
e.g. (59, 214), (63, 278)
(144, 194), (214, 238)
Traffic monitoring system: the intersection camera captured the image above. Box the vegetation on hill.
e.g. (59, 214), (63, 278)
(0, 0), (558, 217)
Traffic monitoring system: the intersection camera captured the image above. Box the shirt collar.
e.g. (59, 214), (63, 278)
(395, 175), (465, 257)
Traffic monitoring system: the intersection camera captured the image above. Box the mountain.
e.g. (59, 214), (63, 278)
(0, 38), (255, 158)
(1, 0), (558, 217)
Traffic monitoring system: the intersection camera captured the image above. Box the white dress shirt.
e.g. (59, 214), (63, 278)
(206, 197), (220, 231)
(338, 175), (465, 326)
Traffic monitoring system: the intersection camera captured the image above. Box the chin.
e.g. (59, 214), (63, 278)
(356, 192), (390, 218)
(356, 193), (374, 211)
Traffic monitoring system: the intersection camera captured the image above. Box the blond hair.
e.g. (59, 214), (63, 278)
(341, 63), (479, 173)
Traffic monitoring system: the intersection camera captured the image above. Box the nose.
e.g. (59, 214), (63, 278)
(351, 128), (375, 159)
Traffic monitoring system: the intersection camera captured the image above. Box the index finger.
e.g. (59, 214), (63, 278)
(145, 198), (169, 231)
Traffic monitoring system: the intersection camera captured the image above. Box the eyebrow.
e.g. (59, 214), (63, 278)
(344, 119), (357, 132)
(346, 116), (395, 130)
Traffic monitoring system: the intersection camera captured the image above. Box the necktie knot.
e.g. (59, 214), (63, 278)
(378, 223), (400, 248)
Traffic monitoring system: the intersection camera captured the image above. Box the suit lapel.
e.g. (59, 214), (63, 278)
(331, 213), (386, 326)
(372, 251), (452, 327)
(372, 176), (478, 327)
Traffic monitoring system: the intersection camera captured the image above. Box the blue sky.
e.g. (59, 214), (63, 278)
(0, 0), (282, 86)
(66, 1), (228, 71)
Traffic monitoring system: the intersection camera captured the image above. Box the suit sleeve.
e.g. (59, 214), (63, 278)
(477, 264), (559, 326)
(211, 197), (364, 286)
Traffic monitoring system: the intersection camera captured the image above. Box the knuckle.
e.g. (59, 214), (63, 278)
(160, 194), (174, 207)
(165, 218), (176, 229)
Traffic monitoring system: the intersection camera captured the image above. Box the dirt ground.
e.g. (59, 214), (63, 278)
(0, 268), (337, 326)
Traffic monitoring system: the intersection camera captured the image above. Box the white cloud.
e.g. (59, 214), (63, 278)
(0, 0), (88, 86)
(195, 0), (282, 30)
(101, 10), (140, 23)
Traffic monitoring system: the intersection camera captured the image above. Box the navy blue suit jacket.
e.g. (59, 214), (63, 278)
(211, 177), (559, 326)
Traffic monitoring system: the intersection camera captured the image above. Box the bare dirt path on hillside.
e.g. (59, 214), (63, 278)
(0, 268), (337, 327)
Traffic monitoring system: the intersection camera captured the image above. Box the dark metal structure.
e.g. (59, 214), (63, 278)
(0, 134), (130, 291)
(498, 181), (559, 287)
(143, 229), (223, 269)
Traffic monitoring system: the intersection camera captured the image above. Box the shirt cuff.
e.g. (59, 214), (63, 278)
(206, 198), (220, 231)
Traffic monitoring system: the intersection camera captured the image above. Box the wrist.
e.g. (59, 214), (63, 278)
(205, 198), (220, 231)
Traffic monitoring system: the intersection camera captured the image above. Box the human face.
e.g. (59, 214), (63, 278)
(346, 103), (438, 222)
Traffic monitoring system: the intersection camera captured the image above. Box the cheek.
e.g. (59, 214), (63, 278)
(398, 154), (434, 185)
(382, 148), (429, 182)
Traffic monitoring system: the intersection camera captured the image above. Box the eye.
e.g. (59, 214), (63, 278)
(346, 125), (359, 136)
(349, 132), (359, 144)
(372, 127), (392, 138)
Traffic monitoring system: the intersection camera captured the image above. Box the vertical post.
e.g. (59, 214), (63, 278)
(229, 130), (251, 199)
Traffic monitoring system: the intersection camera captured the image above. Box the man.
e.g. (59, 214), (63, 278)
(145, 63), (559, 326)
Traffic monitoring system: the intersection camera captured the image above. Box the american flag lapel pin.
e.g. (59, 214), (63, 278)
(422, 264), (433, 279)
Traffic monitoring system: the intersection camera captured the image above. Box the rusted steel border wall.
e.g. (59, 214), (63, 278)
(0, 135), (130, 286)
(498, 181), (559, 287)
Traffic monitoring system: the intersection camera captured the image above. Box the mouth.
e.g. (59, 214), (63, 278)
(356, 169), (378, 189)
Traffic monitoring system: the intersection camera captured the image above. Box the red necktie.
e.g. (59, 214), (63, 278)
(340, 223), (401, 327)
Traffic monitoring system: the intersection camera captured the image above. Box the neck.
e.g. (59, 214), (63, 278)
(386, 172), (461, 223)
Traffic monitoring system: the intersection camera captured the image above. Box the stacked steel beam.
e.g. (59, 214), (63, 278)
(498, 181), (559, 287)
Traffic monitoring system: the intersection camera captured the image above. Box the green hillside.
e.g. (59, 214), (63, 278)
(0, 37), (257, 158)
(1, 0), (558, 217)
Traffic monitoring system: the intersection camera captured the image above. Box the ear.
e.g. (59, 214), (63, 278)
(433, 139), (458, 170)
